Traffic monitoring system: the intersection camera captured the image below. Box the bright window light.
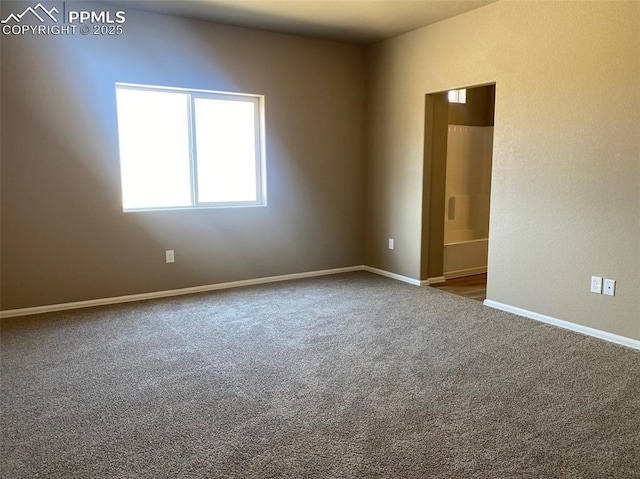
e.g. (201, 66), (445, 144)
(194, 98), (257, 203)
(115, 83), (265, 211)
(448, 88), (467, 104)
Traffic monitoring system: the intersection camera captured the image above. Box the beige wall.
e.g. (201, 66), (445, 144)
(0, 5), (366, 309)
(365, 1), (639, 340)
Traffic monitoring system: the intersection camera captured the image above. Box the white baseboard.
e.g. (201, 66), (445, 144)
(362, 266), (422, 286)
(444, 267), (487, 280)
(6, 269), (636, 352)
(0, 265), (428, 318)
(0, 266), (364, 319)
(426, 276), (446, 285)
(483, 299), (640, 351)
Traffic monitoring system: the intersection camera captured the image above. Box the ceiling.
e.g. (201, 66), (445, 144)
(113, 0), (498, 45)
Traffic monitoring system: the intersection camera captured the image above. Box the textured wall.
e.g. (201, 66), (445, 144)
(365, 1), (640, 339)
(1, 5), (366, 309)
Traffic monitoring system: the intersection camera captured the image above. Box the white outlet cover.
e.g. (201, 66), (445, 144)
(388, 238), (394, 250)
(165, 250), (175, 263)
(590, 276), (602, 294)
(603, 279), (615, 296)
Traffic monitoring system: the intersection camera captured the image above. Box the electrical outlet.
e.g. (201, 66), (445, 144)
(388, 238), (394, 250)
(165, 250), (175, 263)
(603, 279), (616, 296)
(590, 276), (602, 294)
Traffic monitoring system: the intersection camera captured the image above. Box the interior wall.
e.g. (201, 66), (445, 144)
(0, 3), (366, 310)
(420, 93), (449, 280)
(365, 1), (640, 340)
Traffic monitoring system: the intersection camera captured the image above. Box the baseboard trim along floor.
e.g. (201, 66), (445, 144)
(0, 266), (364, 319)
(2, 268), (637, 351)
(444, 267), (487, 280)
(5, 265), (420, 318)
(484, 299), (640, 351)
(362, 266), (422, 286)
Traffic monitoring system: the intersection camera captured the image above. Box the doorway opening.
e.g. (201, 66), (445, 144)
(421, 84), (495, 301)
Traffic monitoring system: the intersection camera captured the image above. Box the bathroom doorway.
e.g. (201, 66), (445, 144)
(422, 84), (495, 300)
(444, 85), (494, 281)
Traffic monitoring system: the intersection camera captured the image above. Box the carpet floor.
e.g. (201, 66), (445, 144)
(2, 272), (639, 478)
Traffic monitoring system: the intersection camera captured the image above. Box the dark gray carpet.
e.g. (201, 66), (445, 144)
(2, 272), (639, 478)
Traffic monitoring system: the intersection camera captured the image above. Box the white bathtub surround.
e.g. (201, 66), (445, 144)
(444, 125), (493, 277)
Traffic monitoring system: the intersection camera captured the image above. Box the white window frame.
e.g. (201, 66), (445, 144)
(115, 83), (266, 211)
(447, 88), (467, 104)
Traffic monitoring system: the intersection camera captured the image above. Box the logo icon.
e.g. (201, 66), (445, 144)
(1, 3), (59, 24)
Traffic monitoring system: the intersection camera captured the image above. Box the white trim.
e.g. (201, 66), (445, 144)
(483, 299), (640, 351)
(444, 267), (487, 280)
(426, 276), (446, 285)
(0, 266), (364, 319)
(362, 266), (421, 286)
(116, 83), (266, 211)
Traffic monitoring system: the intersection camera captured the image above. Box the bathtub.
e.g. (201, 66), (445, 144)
(443, 230), (488, 279)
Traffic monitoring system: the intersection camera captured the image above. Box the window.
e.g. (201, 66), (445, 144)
(448, 88), (467, 104)
(115, 83), (266, 211)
